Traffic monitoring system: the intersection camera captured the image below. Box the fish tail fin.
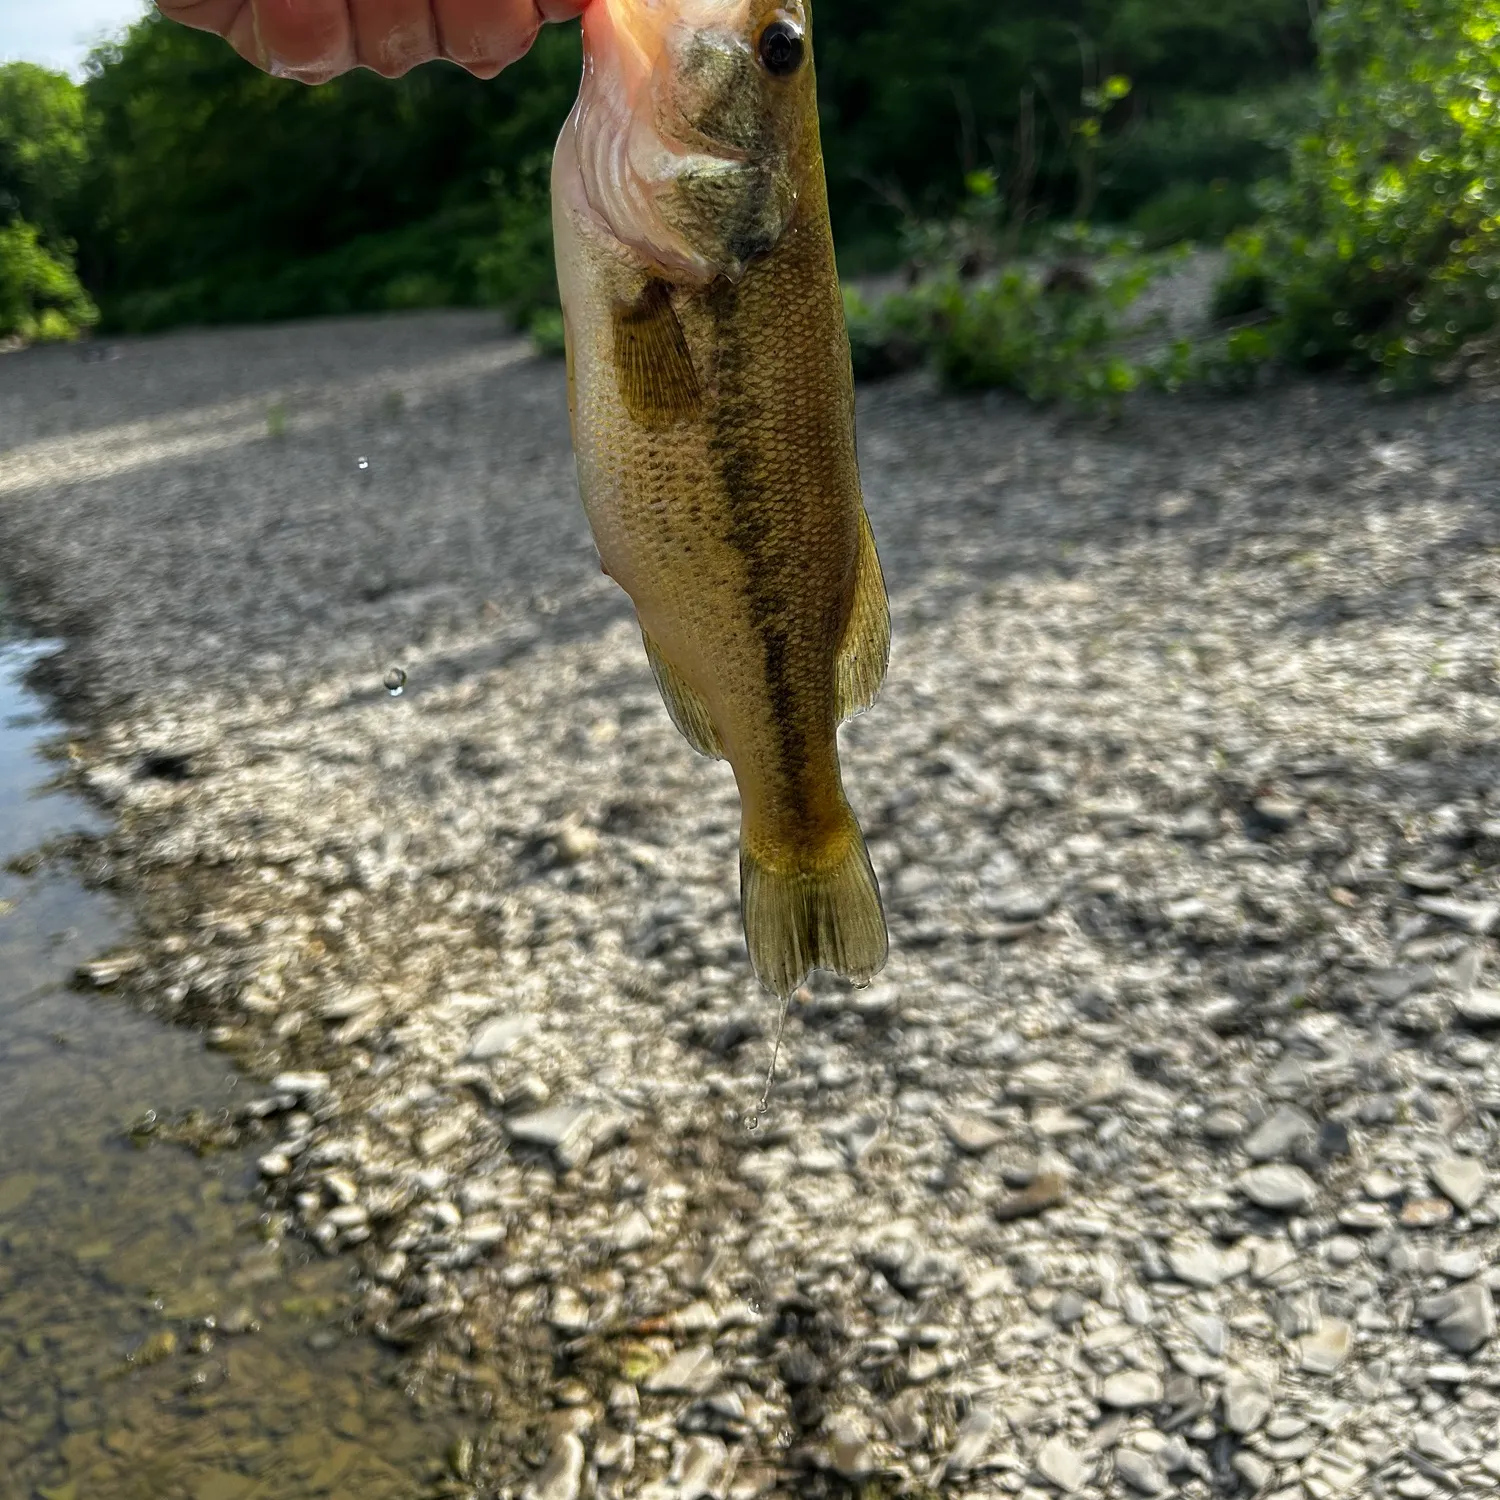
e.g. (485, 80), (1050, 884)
(740, 812), (888, 999)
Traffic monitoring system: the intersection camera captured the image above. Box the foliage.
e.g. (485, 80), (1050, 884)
(474, 156), (560, 333)
(51, 1), (1318, 329)
(814, 0), (1314, 255)
(0, 63), (88, 243)
(848, 211), (1189, 412)
(1100, 84), (1315, 237)
(76, 14), (581, 329)
(1214, 0), (1500, 386)
(0, 219), (97, 343)
(0, 64), (95, 341)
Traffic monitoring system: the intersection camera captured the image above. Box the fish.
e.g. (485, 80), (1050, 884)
(552, 0), (890, 999)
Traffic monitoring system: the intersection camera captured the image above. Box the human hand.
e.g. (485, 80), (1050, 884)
(156, 0), (589, 83)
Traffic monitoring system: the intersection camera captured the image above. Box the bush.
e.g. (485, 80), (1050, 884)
(1099, 84), (1314, 238)
(1131, 179), (1260, 249)
(0, 218), (96, 342)
(929, 252), (1167, 407)
(1215, 0), (1500, 386)
(847, 226), (1187, 412)
(474, 156), (560, 335)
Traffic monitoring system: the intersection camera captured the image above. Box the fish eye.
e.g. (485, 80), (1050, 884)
(756, 17), (805, 78)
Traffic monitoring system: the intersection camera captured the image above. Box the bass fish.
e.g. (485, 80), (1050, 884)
(552, 0), (889, 998)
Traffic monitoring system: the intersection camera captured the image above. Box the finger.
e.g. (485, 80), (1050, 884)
(432, 0), (541, 78)
(348, 0), (446, 76)
(155, 0), (249, 34)
(536, 0), (590, 18)
(250, 0), (357, 79)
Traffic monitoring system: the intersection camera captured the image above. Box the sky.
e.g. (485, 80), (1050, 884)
(0, 0), (149, 77)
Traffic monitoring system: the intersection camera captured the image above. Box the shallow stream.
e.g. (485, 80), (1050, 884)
(0, 630), (472, 1500)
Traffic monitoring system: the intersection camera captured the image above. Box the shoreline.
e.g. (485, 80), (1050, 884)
(5, 311), (1500, 1497)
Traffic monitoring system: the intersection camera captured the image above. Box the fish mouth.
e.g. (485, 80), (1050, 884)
(569, 0), (796, 283)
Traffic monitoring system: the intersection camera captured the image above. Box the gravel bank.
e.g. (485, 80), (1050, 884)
(4, 310), (1500, 1499)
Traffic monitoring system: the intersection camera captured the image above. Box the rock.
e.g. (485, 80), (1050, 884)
(1223, 1379), (1272, 1435)
(256, 1152), (292, 1177)
(270, 1071), (330, 1098)
(78, 952), (146, 987)
(1167, 1241), (1239, 1289)
(1339, 1202), (1389, 1231)
(610, 1208), (655, 1253)
(1203, 1108), (1246, 1140)
(1034, 1434), (1090, 1493)
(1251, 1239), (1297, 1283)
(644, 1345), (720, 1396)
(1238, 1164), (1317, 1212)
(1299, 1319), (1353, 1374)
(372, 1251), (406, 1283)
(509, 1105), (596, 1168)
(1412, 1424), (1463, 1464)
(883, 1391), (927, 1449)
(467, 1015), (536, 1060)
(1122, 1287), (1154, 1326)
(1438, 1249), (1483, 1279)
(677, 1435), (727, 1499)
(1180, 1313), (1226, 1357)
(1114, 1448), (1169, 1496)
(942, 1110), (1005, 1155)
(1402, 1197), (1456, 1229)
(1455, 989), (1500, 1026)
(1415, 896), (1499, 935)
(1432, 1156), (1488, 1211)
(1326, 1235), (1361, 1266)
(524, 1433), (584, 1500)
(1368, 966), (1438, 1003)
(608, 1382), (640, 1427)
(548, 1287), (590, 1335)
(1420, 1281), (1495, 1353)
(993, 1170), (1067, 1221)
(593, 1430), (634, 1472)
(943, 1405), (995, 1475)
(417, 1116), (468, 1159)
(1101, 1372), (1163, 1409)
(1244, 1105), (1316, 1161)
(1233, 1452), (1274, 1491)
(1252, 796), (1302, 830)
(1045, 1293), (1083, 1330)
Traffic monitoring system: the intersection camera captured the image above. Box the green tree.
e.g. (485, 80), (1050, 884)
(812, 0), (1314, 257)
(1219, 0), (1500, 384)
(0, 63), (95, 340)
(76, 12), (580, 329)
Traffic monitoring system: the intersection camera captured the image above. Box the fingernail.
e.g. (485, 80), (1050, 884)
(250, 0), (272, 70)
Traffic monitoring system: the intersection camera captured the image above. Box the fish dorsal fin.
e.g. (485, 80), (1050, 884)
(835, 508), (891, 721)
(641, 628), (725, 759)
(613, 279), (702, 429)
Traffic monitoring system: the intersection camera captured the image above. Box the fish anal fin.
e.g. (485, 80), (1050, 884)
(835, 509), (891, 721)
(612, 280), (702, 429)
(642, 629), (725, 760)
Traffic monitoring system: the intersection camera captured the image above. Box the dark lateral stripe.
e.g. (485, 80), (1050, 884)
(706, 280), (815, 803)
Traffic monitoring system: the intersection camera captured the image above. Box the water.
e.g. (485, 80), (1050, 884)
(0, 633), (473, 1500)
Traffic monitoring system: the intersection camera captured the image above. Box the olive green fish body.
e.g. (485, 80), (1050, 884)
(553, 0), (888, 996)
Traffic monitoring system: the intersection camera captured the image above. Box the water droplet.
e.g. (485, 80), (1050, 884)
(358, 457), (370, 471)
(384, 667), (407, 697)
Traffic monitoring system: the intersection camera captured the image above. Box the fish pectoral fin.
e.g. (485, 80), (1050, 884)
(835, 508), (891, 721)
(641, 629), (725, 760)
(612, 280), (702, 429)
